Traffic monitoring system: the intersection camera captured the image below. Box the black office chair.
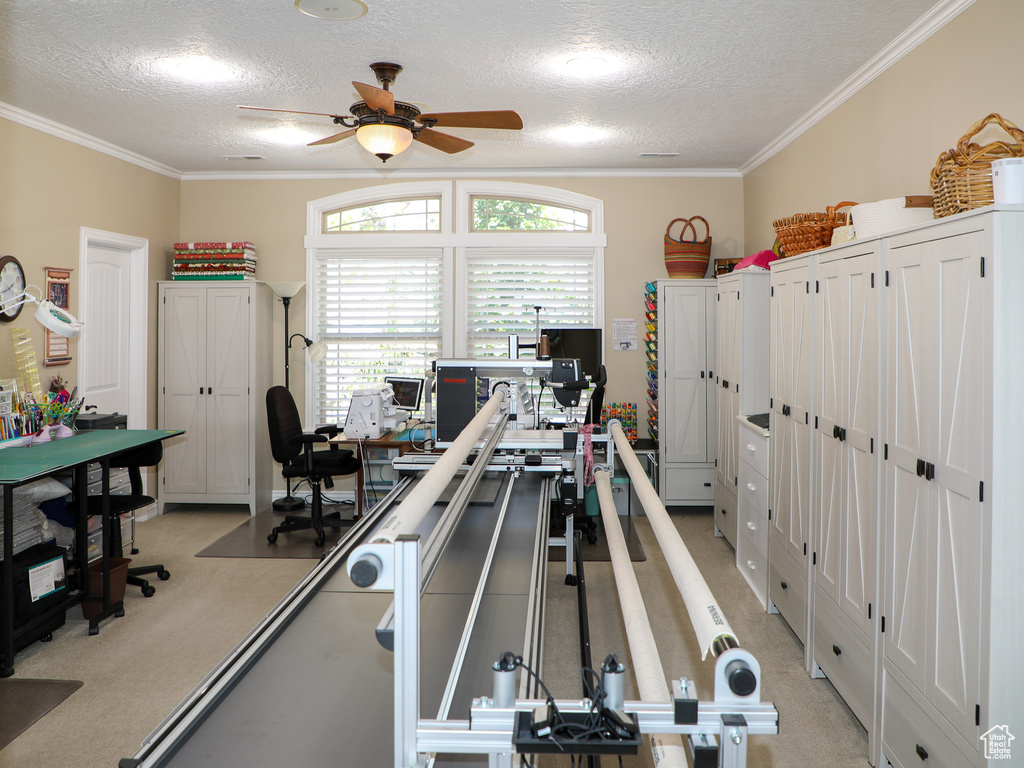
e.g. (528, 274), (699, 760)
(266, 386), (361, 547)
(84, 442), (169, 598)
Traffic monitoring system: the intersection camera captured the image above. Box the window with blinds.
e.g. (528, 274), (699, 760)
(462, 247), (598, 358)
(313, 248), (443, 425)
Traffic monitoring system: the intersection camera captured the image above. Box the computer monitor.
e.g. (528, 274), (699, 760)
(386, 377), (424, 411)
(541, 328), (603, 378)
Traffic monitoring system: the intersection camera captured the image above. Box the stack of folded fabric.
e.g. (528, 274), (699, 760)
(172, 241), (257, 280)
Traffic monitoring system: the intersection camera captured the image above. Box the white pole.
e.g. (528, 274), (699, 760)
(594, 470), (689, 768)
(372, 389), (506, 544)
(607, 421), (738, 660)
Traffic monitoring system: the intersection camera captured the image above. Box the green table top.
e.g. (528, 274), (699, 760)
(0, 429), (183, 484)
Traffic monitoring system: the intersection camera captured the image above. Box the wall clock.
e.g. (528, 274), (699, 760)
(0, 255), (27, 322)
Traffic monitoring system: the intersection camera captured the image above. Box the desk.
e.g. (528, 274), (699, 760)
(1, 429), (183, 677)
(330, 429), (418, 514)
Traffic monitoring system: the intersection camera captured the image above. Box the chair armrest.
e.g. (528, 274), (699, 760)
(290, 433), (329, 450)
(314, 424), (340, 439)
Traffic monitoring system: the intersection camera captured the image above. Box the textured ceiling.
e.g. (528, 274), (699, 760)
(0, 0), (944, 175)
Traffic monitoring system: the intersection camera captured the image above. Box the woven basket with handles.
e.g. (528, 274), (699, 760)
(664, 216), (712, 278)
(773, 202), (856, 257)
(931, 113), (1024, 218)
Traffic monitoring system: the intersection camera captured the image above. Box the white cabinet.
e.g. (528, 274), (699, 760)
(736, 417), (769, 608)
(655, 279), (716, 505)
(879, 210), (1017, 768)
(810, 241), (882, 743)
(714, 269), (770, 560)
(157, 281), (273, 514)
(768, 256), (814, 650)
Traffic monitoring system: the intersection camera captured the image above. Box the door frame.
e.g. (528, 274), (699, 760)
(77, 227), (149, 429)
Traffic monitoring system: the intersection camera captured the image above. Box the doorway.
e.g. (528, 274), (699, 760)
(77, 228), (148, 429)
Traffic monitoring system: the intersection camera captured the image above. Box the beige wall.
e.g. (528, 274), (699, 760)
(0, 117), (180, 428)
(744, 0), (1024, 250)
(180, 175), (745, 420)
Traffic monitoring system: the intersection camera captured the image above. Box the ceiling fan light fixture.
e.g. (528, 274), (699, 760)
(356, 123), (413, 162)
(294, 0), (368, 20)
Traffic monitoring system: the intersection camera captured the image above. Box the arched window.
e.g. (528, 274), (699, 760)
(305, 181), (605, 425)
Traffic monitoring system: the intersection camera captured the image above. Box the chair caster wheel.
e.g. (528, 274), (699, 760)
(157, 570), (170, 581)
(565, 574), (578, 586)
(267, 532), (278, 544)
(315, 536), (325, 547)
(41, 633), (53, 642)
(587, 533), (598, 544)
(0, 664), (14, 677)
(89, 626), (99, 636)
(115, 608), (125, 618)
(142, 585), (156, 598)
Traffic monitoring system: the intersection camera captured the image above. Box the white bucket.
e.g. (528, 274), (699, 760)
(991, 158), (1024, 204)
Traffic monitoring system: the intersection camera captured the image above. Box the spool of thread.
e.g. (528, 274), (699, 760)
(538, 334), (550, 359)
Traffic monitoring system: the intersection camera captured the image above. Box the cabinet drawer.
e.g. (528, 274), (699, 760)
(714, 480), (737, 547)
(736, 516), (768, 607)
(769, 538), (806, 644)
(737, 426), (768, 478)
(737, 498), (769, 563)
(663, 466), (714, 503)
(812, 593), (874, 729)
(882, 673), (976, 768)
(736, 463), (768, 519)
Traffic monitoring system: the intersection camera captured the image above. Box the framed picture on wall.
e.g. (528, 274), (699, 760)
(44, 267), (72, 366)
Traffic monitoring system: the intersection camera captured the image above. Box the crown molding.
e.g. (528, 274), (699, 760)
(180, 166), (743, 181)
(740, 0), (976, 176)
(0, 101), (184, 179)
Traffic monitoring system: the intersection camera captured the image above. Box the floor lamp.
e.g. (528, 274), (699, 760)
(268, 281), (308, 512)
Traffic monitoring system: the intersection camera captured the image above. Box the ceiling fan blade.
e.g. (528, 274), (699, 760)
(415, 128), (474, 154)
(238, 105), (349, 120)
(308, 129), (357, 146)
(418, 110), (523, 130)
(352, 81), (395, 115)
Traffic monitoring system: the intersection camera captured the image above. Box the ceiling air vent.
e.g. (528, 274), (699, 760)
(638, 153), (679, 159)
(224, 155), (266, 161)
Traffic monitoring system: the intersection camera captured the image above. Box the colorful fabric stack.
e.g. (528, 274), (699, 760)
(172, 241), (256, 280)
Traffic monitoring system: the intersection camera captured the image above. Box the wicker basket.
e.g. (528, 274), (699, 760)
(773, 202), (856, 257)
(664, 216), (712, 278)
(930, 113), (1024, 218)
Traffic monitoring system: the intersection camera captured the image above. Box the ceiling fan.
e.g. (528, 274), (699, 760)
(239, 62), (523, 163)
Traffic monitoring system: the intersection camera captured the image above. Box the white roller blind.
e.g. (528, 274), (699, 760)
(314, 248), (443, 425)
(463, 246), (597, 357)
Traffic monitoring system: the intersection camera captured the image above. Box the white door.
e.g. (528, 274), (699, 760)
(79, 229), (148, 428)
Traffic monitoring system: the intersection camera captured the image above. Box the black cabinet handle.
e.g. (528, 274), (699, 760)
(833, 425), (839, 439)
(722, 379), (730, 389)
(917, 458), (926, 477)
(780, 581), (788, 590)
(925, 462), (935, 481)
(701, 370), (705, 378)
(916, 744), (928, 761)
(832, 644), (842, 656)
(839, 427), (847, 442)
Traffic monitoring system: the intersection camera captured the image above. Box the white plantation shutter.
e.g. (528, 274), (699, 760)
(314, 248), (443, 425)
(463, 247), (598, 358)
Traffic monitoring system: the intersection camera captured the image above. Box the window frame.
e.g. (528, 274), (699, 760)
(304, 181), (605, 425)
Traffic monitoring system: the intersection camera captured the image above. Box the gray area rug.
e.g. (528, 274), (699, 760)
(0, 678), (83, 749)
(195, 505), (356, 559)
(549, 515), (646, 562)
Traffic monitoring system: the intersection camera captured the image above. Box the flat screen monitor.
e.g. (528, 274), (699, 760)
(542, 327), (603, 378)
(386, 377), (424, 410)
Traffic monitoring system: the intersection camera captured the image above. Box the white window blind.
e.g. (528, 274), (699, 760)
(314, 248), (443, 425)
(463, 247), (597, 358)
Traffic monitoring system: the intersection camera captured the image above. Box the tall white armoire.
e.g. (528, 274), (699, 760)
(654, 279), (716, 506)
(157, 281), (273, 515)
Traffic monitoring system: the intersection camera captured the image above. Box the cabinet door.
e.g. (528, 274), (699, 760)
(926, 234), (984, 742)
(662, 285), (709, 463)
(814, 260), (844, 605)
(161, 287), (208, 494)
(206, 288), (252, 497)
(841, 257), (878, 642)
